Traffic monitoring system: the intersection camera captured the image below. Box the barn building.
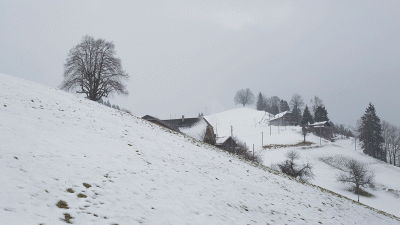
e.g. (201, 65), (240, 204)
(269, 111), (297, 126)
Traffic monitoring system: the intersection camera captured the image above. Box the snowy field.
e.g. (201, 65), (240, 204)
(205, 105), (400, 218)
(1, 73), (399, 224)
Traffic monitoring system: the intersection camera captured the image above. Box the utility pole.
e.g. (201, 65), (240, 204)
(320, 128), (322, 145)
(262, 132), (263, 148)
(355, 138), (356, 151)
(231, 125), (233, 154)
(283, 115), (286, 130)
(269, 114), (271, 135)
(253, 144), (254, 158)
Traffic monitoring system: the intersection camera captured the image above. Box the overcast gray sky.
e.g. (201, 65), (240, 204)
(1, 1), (399, 126)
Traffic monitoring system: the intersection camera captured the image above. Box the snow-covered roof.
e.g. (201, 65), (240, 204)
(179, 118), (209, 141)
(269, 110), (291, 121)
(309, 121), (330, 127)
(215, 136), (231, 145)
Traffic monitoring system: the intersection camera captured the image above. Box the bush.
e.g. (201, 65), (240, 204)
(278, 151), (313, 181)
(234, 139), (263, 164)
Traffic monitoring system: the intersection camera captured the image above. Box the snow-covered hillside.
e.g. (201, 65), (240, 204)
(1, 73), (399, 224)
(205, 107), (400, 218)
(204, 108), (323, 151)
(262, 139), (400, 218)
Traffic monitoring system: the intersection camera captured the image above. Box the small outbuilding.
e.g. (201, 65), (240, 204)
(215, 136), (238, 152)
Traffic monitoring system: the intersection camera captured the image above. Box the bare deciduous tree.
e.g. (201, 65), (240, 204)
(382, 120), (400, 166)
(60, 36), (129, 101)
(290, 93), (305, 110)
(234, 88), (255, 106)
(337, 159), (374, 202)
(290, 93), (304, 125)
(310, 95), (324, 114)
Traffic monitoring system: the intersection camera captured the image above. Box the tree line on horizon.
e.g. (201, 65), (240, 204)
(234, 88), (330, 125)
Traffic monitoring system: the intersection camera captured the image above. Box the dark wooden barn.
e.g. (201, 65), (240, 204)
(215, 136), (238, 152)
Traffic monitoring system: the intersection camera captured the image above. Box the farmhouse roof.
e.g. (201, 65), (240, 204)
(163, 116), (202, 131)
(269, 110), (292, 121)
(142, 115), (181, 132)
(216, 136), (231, 145)
(309, 121), (331, 127)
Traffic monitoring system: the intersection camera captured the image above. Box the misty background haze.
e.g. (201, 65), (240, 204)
(1, 1), (399, 126)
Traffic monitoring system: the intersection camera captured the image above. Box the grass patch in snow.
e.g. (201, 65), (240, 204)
(66, 188), (75, 193)
(77, 193), (87, 198)
(387, 189), (400, 198)
(263, 141), (313, 149)
(61, 213), (73, 224)
(347, 187), (374, 198)
(56, 200), (69, 209)
(83, 183), (91, 188)
(319, 156), (351, 171)
(301, 145), (323, 149)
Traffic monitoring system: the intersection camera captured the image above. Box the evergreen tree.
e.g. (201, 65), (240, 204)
(301, 105), (313, 126)
(357, 103), (385, 161)
(265, 96), (280, 114)
(270, 104), (279, 115)
(314, 106), (329, 122)
(256, 93), (265, 111)
(264, 104), (271, 114)
(292, 106), (302, 126)
(279, 100), (290, 112)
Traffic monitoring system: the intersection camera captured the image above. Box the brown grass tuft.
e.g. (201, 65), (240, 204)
(56, 200), (69, 209)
